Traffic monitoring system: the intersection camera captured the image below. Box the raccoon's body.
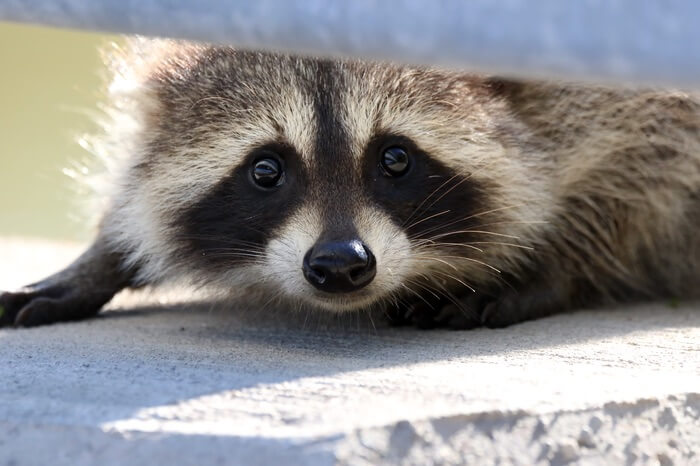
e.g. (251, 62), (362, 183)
(2, 39), (700, 329)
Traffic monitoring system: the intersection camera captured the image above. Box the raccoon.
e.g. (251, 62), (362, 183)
(2, 38), (700, 329)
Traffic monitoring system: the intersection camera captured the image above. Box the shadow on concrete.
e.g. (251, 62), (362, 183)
(102, 293), (699, 361)
(2, 289), (698, 430)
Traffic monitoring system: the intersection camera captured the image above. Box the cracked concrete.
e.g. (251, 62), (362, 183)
(0, 238), (698, 465)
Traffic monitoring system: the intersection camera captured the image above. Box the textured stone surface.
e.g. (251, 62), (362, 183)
(0, 238), (698, 465)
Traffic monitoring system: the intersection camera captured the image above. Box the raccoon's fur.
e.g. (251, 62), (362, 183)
(2, 38), (700, 329)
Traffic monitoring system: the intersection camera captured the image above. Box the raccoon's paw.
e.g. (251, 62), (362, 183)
(479, 285), (569, 328)
(0, 238), (138, 329)
(386, 282), (568, 330)
(385, 292), (484, 330)
(0, 283), (106, 328)
(479, 292), (525, 328)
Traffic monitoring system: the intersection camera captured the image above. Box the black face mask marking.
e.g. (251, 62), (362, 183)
(363, 134), (490, 251)
(175, 142), (306, 271)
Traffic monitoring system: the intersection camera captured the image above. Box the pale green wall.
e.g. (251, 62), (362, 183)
(0, 22), (118, 241)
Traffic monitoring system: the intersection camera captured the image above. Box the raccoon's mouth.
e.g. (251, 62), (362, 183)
(304, 288), (384, 312)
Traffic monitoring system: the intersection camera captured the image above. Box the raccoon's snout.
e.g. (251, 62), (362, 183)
(302, 240), (376, 293)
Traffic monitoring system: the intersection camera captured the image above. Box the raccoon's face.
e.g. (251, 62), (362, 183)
(120, 45), (545, 312)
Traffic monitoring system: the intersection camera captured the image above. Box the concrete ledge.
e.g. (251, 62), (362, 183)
(1, 238), (698, 465)
(4, 1), (700, 87)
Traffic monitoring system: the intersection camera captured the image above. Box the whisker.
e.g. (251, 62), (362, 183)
(459, 257), (501, 273)
(200, 243), (265, 249)
(413, 255), (461, 272)
(460, 204), (527, 221)
(400, 283), (435, 309)
(202, 254), (265, 261)
(401, 174), (461, 227)
(409, 176), (470, 227)
(404, 278), (441, 301)
(428, 230), (521, 241)
(260, 288), (286, 311)
(364, 308), (377, 332)
(414, 241), (484, 253)
(471, 220), (548, 228)
(415, 253), (502, 274)
(405, 209), (452, 230)
(201, 247), (266, 255)
(466, 241), (534, 250)
(429, 270), (476, 292)
(302, 306), (312, 329)
(413, 254), (479, 262)
(175, 235), (267, 249)
(410, 204), (526, 238)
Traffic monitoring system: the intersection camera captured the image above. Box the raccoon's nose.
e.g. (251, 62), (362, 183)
(303, 240), (376, 293)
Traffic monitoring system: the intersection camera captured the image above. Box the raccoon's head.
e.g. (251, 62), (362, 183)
(107, 40), (549, 312)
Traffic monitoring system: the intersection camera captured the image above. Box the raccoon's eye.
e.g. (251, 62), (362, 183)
(251, 156), (284, 188)
(380, 146), (410, 177)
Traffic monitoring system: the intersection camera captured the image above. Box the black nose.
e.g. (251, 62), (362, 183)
(303, 240), (376, 293)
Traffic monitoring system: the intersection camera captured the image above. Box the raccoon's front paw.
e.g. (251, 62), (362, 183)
(386, 281), (568, 330)
(478, 292), (524, 328)
(385, 292), (485, 330)
(0, 283), (104, 328)
(479, 285), (569, 328)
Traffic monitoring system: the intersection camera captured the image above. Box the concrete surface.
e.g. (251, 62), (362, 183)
(0, 237), (698, 465)
(6, 1), (700, 88)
